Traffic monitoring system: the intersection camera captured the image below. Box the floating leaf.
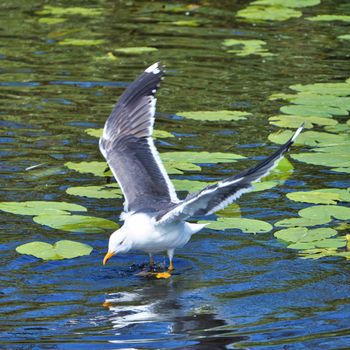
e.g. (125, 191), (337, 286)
(269, 115), (337, 129)
(201, 217), (272, 233)
(292, 151), (350, 172)
(339, 34), (350, 40)
(34, 213), (118, 233)
(0, 201), (86, 216)
(274, 227), (338, 243)
(172, 179), (214, 192)
(252, 0), (320, 7)
(161, 151), (245, 164)
(59, 39), (105, 46)
(177, 110), (251, 121)
(223, 39), (273, 57)
(164, 161), (202, 174)
(268, 130), (349, 147)
(289, 82), (350, 97)
(38, 17), (67, 24)
(287, 191), (340, 205)
(237, 6), (302, 22)
(66, 184), (123, 199)
(299, 248), (350, 260)
(16, 240), (93, 260)
(36, 5), (102, 16)
(307, 15), (350, 22)
(299, 205), (350, 222)
(287, 188), (350, 204)
(280, 104), (347, 118)
(114, 47), (158, 55)
(325, 119), (350, 134)
(65, 161), (112, 177)
(85, 128), (174, 139)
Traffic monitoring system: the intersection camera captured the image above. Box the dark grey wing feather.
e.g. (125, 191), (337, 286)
(99, 63), (178, 213)
(156, 125), (304, 223)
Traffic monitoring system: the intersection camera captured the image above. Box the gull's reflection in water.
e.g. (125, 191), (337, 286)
(104, 280), (248, 349)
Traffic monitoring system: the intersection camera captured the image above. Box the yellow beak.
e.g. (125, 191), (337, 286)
(103, 250), (115, 265)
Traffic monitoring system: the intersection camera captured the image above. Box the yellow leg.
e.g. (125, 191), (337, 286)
(168, 260), (174, 272)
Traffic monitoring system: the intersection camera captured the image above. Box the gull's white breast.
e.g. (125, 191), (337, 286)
(123, 212), (203, 253)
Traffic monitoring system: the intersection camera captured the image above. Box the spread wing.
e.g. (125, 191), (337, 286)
(156, 125), (304, 224)
(99, 63), (179, 213)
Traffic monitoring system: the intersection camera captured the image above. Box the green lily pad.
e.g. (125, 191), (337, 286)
(200, 217), (272, 233)
(164, 161), (202, 174)
(299, 205), (350, 222)
(65, 161), (112, 177)
(268, 130), (349, 147)
(34, 213), (118, 233)
(275, 204), (350, 227)
(16, 240), (93, 261)
(289, 82), (350, 97)
(339, 34), (350, 40)
(299, 248), (350, 260)
(0, 201), (86, 216)
(287, 188), (350, 204)
(269, 115), (337, 129)
(59, 39), (105, 46)
(177, 110), (252, 121)
(38, 17), (67, 24)
(114, 47), (158, 55)
(290, 94), (350, 110)
(287, 191), (339, 205)
(161, 151), (245, 164)
(172, 179), (214, 192)
(280, 104), (347, 118)
(237, 5), (302, 22)
(252, 0), (320, 7)
(223, 39), (273, 57)
(85, 128), (174, 139)
(36, 5), (103, 16)
(66, 184), (123, 199)
(307, 15), (350, 22)
(325, 119), (350, 134)
(274, 227), (337, 243)
(292, 151), (350, 171)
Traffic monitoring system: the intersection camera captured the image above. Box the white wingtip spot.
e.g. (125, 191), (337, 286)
(145, 62), (160, 74)
(291, 123), (305, 142)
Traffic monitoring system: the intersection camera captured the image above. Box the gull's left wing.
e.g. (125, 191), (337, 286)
(156, 125), (304, 224)
(99, 63), (179, 214)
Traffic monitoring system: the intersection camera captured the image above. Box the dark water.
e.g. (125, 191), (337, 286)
(1, 1), (350, 349)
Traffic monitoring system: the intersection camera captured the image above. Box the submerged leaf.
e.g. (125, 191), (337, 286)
(36, 5), (103, 16)
(59, 39), (105, 46)
(201, 217), (272, 233)
(223, 39), (273, 57)
(114, 47), (158, 55)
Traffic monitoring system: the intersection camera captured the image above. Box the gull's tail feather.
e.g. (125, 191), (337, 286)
(156, 124), (305, 224)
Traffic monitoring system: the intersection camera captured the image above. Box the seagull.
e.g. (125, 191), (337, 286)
(101, 62), (303, 276)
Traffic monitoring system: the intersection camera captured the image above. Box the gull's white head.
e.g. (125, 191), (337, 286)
(103, 227), (132, 265)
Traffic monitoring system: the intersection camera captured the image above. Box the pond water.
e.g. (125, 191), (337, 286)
(1, 0), (350, 349)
